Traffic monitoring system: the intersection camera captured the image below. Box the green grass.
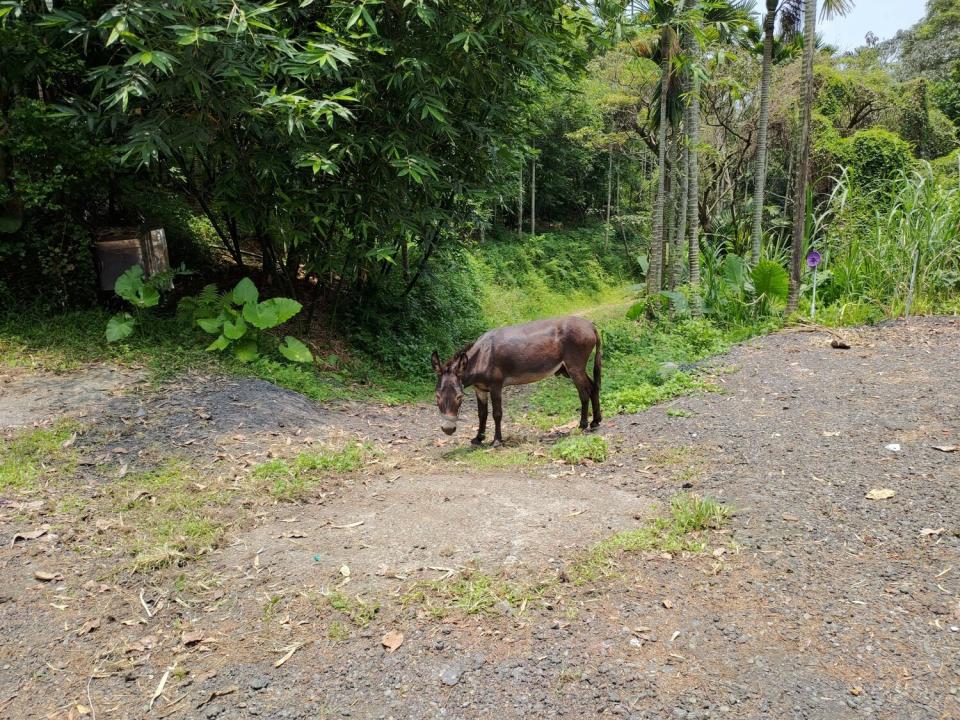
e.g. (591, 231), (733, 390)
(251, 442), (372, 501)
(550, 435), (608, 464)
(0, 419), (80, 491)
(327, 592), (380, 628)
(570, 494), (731, 583)
(102, 460), (227, 572)
(442, 445), (544, 469)
(404, 569), (545, 618)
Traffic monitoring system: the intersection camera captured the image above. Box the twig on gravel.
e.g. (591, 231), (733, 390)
(275, 641), (306, 668)
(149, 666), (173, 709)
(86, 674), (97, 720)
(139, 588), (155, 618)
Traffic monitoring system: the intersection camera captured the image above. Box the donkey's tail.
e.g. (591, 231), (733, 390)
(592, 325), (602, 393)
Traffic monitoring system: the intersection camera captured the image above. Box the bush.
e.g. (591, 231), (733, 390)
(0, 100), (112, 308)
(846, 129), (913, 188)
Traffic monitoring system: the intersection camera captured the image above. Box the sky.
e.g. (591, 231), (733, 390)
(818, 0), (927, 51)
(747, 1), (927, 52)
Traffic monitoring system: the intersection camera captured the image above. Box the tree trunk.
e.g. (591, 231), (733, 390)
(530, 157), (536, 237)
(787, 0), (816, 313)
(686, 38), (702, 307)
(666, 127), (678, 290)
(647, 26), (672, 298)
(518, 162), (524, 239)
(750, 1), (776, 267)
(604, 144), (613, 251)
(676, 101), (690, 287)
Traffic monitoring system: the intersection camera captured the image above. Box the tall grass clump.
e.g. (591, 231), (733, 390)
(815, 165), (960, 318)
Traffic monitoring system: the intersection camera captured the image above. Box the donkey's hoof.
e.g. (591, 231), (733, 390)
(470, 436), (485, 446)
(590, 419), (602, 429)
(492, 439), (503, 448)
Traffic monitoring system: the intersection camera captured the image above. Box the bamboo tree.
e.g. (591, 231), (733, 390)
(605, 144), (614, 250)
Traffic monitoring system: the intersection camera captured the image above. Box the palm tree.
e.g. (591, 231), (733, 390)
(785, 0), (853, 312)
(646, 0), (686, 298)
(749, 0), (777, 267)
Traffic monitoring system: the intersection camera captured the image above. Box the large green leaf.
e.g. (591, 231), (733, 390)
(278, 336), (313, 363)
(206, 334), (230, 352)
(114, 266), (145, 303)
(232, 277), (259, 305)
(721, 254), (749, 291)
(234, 339), (260, 362)
(626, 301), (645, 321)
(223, 317), (248, 340)
(197, 315), (225, 334)
(751, 259), (789, 303)
(105, 312), (135, 342)
(242, 297), (302, 329)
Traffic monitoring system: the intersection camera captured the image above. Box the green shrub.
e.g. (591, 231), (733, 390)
(847, 129), (913, 188)
(0, 100), (112, 308)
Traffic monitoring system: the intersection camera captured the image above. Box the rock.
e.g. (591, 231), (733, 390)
(249, 676), (271, 691)
(658, 362), (680, 381)
(439, 665), (462, 686)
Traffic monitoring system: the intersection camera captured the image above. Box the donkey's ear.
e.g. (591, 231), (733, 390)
(431, 350), (442, 376)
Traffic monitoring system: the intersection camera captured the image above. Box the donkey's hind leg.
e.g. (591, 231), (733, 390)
(567, 367), (592, 430)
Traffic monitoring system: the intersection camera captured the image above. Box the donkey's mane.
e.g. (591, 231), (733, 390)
(449, 341), (475, 364)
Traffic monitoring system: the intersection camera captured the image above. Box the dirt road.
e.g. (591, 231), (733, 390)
(1, 318), (958, 719)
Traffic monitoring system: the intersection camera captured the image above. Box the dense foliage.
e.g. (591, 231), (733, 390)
(2, 0), (959, 391)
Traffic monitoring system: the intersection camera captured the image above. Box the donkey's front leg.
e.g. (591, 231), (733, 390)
(473, 389), (489, 445)
(491, 384), (504, 447)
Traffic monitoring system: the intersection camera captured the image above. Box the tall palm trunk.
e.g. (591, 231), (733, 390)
(674, 67), (691, 290)
(787, 0), (816, 313)
(647, 26), (673, 297)
(665, 127), (678, 289)
(750, 0), (776, 266)
(686, 36), (702, 305)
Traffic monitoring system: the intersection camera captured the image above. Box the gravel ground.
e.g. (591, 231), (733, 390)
(0, 317), (957, 720)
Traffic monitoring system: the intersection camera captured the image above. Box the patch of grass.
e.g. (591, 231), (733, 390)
(405, 570), (544, 618)
(666, 408), (694, 418)
(327, 620), (350, 642)
(262, 594), (284, 622)
(570, 494), (731, 583)
(101, 460), (227, 572)
(0, 419), (80, 491)
(442, 445), (544, 469)
(550, 435), (608, 464)
(649, 445), (696, 466)
(252, 442), (372, 501)
(327, 592), (379, 628)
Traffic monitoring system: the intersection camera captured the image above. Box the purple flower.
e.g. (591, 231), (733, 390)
(806, 250), (822, 269)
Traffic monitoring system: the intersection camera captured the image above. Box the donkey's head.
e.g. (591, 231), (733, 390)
(431, 350), (467, 435)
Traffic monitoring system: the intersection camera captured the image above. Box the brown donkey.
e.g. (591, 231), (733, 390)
(431, 316), (601, 445)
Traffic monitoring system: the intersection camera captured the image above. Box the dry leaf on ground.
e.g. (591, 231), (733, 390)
(381, 630), (404, 653)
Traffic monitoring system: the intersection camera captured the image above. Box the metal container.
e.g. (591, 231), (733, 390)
(94, 227), (170, 292)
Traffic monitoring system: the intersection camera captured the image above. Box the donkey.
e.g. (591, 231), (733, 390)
(431, 316), (601, 445)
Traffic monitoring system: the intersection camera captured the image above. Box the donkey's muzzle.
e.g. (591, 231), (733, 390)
(440, 414), (458, 435)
